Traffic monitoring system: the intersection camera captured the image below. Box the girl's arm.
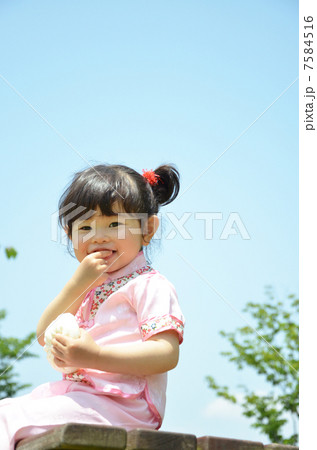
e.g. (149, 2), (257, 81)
(98, 331), (180, 375)
(36, 251), (111, 346)
(36, 280), (88, 346)
(51, 330), (180, 376)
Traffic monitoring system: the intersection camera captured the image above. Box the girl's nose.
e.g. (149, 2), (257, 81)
(91, 229), (111, 243)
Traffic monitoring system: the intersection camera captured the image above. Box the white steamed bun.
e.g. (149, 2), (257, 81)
(44, 313), (81, 374)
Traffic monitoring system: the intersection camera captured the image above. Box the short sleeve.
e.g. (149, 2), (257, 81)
(131, 272), (185, 344)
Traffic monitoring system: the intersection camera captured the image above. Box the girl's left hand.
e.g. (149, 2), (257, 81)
(51, 329), (100, 369)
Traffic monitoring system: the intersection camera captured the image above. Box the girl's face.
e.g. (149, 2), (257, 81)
(70, 204), (152, 272)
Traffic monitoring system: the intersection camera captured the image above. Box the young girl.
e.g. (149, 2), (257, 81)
(0, 163), (185, 449)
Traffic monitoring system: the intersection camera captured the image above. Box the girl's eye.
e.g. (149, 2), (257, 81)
(79, 226), (91, 231)
(109, 222), (122, 228)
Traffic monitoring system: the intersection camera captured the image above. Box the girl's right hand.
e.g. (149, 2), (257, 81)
(70, 251), (112, 293)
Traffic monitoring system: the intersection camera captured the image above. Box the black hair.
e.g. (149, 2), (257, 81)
(58, 163), (180, 257)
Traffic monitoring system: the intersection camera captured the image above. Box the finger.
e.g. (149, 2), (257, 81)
(53, 334), (68, 346)
(53, 356), (65, 366)
(51, 347), (64, 358)
(97, 265), (110, 275)
(99, 258), (111, 267)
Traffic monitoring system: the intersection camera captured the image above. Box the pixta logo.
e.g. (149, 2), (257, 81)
(51, 205), (251, 245)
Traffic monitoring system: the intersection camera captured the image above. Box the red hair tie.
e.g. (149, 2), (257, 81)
(142, 169), (161, 186)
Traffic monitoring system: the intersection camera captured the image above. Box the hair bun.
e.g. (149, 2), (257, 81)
(150, 164), (180, 206)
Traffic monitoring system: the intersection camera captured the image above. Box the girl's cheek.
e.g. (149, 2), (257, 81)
(72, 232), (89, 252)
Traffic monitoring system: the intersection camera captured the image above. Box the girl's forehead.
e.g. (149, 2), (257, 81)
(80, 203), (128, 221)
(94, 202), (126, 215)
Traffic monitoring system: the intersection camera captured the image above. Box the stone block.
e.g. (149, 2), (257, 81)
(197, 435), (264, 450)
(126, 428), (197, 450)
(16, 423), (127, 450)
(264, 445), (299, 450)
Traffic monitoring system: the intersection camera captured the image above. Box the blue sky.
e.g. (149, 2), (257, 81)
(0, 0), (298, 443)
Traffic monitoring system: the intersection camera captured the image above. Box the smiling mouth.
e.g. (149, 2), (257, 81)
(90, 249), (117, 256)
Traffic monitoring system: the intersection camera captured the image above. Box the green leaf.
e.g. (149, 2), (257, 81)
(5, 247), (18, 259)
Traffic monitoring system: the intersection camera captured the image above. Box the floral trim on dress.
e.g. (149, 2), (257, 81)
(75, 265), (154, 326)
(88, 265), (154, 321)
(64, 369), (94, 386)
(140, 314), (184, 344)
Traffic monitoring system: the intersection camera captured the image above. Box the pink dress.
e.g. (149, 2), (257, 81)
(0, 251), (185, 450)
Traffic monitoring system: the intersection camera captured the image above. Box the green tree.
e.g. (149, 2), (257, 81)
(206, 288), (298, 445)
(0, 246), (38, 399)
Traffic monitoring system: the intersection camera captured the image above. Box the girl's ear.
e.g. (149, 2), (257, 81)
(63, 226), (70, 238)
(142, 215), (160, 246)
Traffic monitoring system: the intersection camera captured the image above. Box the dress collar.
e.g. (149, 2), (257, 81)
(106, 250), (148, 282)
